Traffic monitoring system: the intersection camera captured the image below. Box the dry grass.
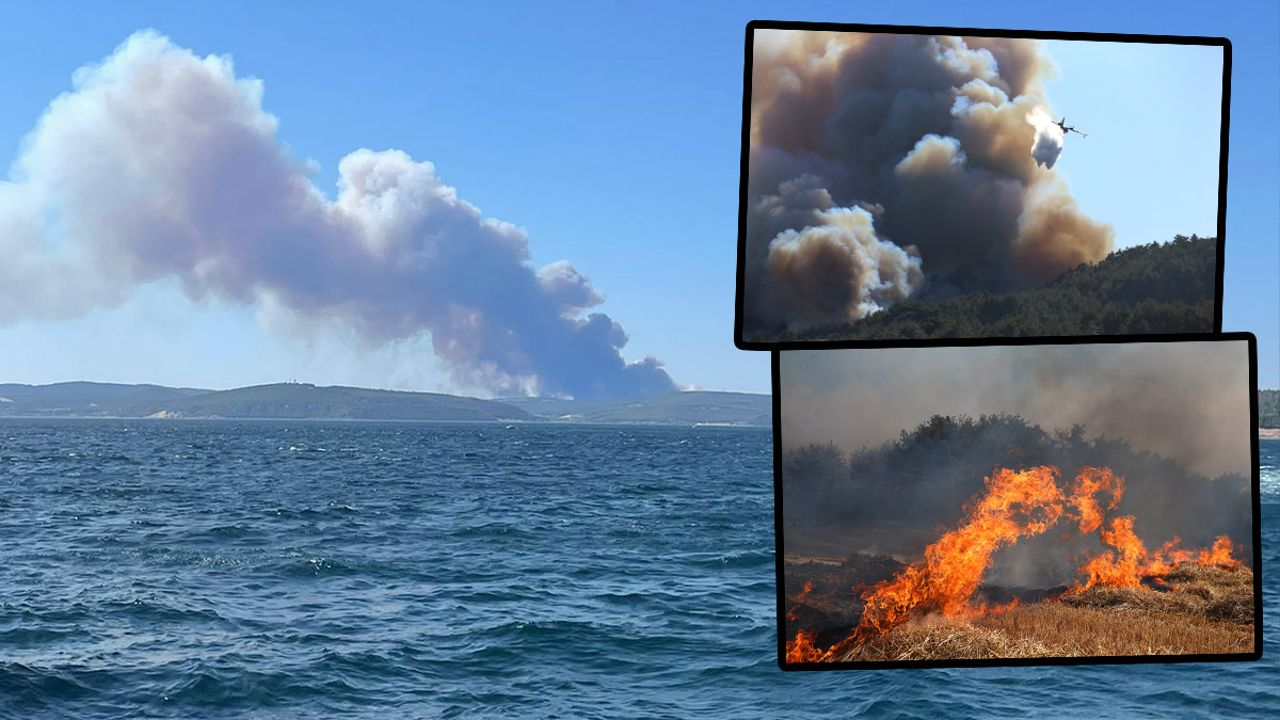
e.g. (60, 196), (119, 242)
(851, 615), (1054, 661)
(1060, 564), (1254, 625)
(834, 564), (1255, 662)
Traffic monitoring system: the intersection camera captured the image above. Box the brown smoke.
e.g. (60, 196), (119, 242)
(779, 341), (1253, 480)
(743, 30), (1114, 336)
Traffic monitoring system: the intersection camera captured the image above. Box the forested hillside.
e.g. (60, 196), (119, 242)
(792, 235), (1216, 340)
(782, 414), (1250, 551)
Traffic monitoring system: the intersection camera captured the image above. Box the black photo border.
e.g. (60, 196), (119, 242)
(770, 331), (1262, 671)
(735, 20), (1232, 351)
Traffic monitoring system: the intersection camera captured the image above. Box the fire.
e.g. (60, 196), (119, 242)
(1073, 522), (1244, 591)
(856, 467), (1063, 630)
(1074, 516), (1149, 589)
(790, 466), (1066, 661)
(785, 630), (823, 663)
(784, 464), (1249, 663)
(1068, 466), (1124, 533)
(1063, 471), (1243, 587)
(1200, 535), (1243, 570)
(786, 580), (814, 621)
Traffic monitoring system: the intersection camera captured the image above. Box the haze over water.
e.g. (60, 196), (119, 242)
(0, 420), (1275, 719)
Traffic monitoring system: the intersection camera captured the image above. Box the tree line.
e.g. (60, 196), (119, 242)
(788, 234), (1217, 340)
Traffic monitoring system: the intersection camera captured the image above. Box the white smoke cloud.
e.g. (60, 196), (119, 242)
(1026, 106), (1066, 169)
(0, 31), (675, 399)
(765, 202), (923, 330)
(748, 173), (926, 331)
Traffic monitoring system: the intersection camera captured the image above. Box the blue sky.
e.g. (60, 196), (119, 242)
(1043, 40), (1222, 249)
(0, 0), (1275, 393)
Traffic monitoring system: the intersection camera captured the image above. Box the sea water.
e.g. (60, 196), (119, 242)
(0, 420), (1275, 719)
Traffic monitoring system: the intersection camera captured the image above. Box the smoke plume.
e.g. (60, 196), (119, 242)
(779, 341), (1253, 586)
(759, 176), (924, 326)
(744, 31), (1114, 335)
(780, 341), (1252, 480)
(0, 32), (675, 399)
(1025, 106), (1065, 168)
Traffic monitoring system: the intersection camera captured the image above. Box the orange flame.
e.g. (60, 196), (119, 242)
(1200, 535), (1243, 570)
(786, 580), (814, 622)
(1068, 466), (1124, 534)
(795, 466), (1065, 661)
(1067, 466), (1243, 590)
(785, 464), (1248, 663)
(784, 630), (824, 663)
(1074, 521), (1244, 591)
(1074, 516), (1149, 589)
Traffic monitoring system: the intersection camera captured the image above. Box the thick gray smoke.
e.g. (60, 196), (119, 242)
(779, 341), (1254, 586)
(744, 31), (1114, 335)
(780, 341), (1252, 479)
(757, 176), (924, 325)
(0, 32), (675, 399)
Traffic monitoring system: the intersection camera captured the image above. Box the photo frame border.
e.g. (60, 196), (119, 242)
(770, 331), (1262, 671)
(735, 20), (1232, 350)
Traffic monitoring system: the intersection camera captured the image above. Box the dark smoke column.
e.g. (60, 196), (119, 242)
(742, 30), (1113, 336)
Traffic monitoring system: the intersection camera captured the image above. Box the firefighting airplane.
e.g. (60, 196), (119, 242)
(1055, 117), (1087, 138)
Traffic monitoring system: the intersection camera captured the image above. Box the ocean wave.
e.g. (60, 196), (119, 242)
(0, 420), (1273, 719)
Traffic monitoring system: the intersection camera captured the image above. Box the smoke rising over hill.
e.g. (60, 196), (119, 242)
(0, 32), (675, 399)
(779, 338), (1253, 589)
(780, 341), (1252, 480)
(744, 30), (1114, 334)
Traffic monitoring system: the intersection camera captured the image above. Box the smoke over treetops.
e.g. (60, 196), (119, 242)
(780, 341), (1254, 590)
(780, 341), (1252, 480)
(0, 31), (675, 400)
(744, 30), (1114, 334)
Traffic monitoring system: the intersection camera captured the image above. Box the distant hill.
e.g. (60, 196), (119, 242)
(0, 382), (771, 426)
(505, 391), (771, 426)
(145, 383), (535, 422)
(0, 382), (209, 416)
(786, 235), (1216, 341)
(0, 382), (531, 422)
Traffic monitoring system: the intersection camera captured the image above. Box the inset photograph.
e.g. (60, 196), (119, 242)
(737, 23), (1228, 347)
(775, 334), (1258, 668)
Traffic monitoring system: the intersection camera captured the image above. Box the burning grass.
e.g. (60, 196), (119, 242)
(783, 553), (905, 652)
(784, 464), (1255, 664)
(787, 561), (1256, 663)
(848, 604), (1252, 661)
(844, 564), (1254, 661)
(793, 561), (1254, 661)
(1060, 563), (1254, 625)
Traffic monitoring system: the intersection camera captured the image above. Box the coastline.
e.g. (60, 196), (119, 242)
(0, 414), (771, 429)
(1261, 428), (1280, 440)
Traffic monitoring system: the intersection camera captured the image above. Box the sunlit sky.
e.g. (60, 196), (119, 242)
(0, 0), (1275, 393)
(1043, 40), (1223, 248)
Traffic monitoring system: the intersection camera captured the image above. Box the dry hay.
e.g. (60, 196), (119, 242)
(846, 616), (1052, 662)
(837, 564), (1254, 662)
(1060, 564), (1254, 625)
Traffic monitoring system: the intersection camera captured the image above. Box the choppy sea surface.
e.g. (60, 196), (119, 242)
(0, 420), (1274, 719)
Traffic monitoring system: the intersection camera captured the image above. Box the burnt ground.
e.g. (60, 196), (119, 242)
(783, 551), (1073, 652)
